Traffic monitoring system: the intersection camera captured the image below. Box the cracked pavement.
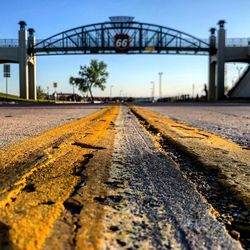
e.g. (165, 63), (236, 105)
(101, 106), (241, 249)
(0, 105), (245, 249)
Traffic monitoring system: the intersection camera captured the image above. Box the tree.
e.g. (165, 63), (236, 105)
(37, 86), (46, 99)
(69, 60), (109, 103)
(203, 84), (208, 101)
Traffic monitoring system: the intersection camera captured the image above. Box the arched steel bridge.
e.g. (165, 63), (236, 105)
(30, 20), (211, 56)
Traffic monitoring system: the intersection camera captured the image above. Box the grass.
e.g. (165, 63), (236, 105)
(0, 92), (53, 103)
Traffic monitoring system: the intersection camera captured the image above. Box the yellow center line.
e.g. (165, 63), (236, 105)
(131, 106), (250, 210)
(0, 106), (119, 250)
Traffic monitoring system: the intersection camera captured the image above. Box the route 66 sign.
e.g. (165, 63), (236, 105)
(114, 34), (130, 51)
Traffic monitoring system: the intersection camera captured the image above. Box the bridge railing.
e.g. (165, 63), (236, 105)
(0, 39), (19, 48)
(226, 38), (250, 47)
(201, 38), (250, 47)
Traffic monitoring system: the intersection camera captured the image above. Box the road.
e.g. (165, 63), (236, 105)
(0, 106), (118, 250)
(139, 103), (250, 147)
(102, 106), (241, 249)
(0, 104), (247, 249)
(0, 104), (108, 148)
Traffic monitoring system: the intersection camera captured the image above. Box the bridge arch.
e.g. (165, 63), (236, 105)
(32, 21), (210, 55)
(7, 17), (242, 101)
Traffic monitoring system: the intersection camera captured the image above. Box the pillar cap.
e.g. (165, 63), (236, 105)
(28, 28), (35, 35)
(209, 28), (216, 35)
(18, 21), (27, 30)
(218, 20), (226, 28)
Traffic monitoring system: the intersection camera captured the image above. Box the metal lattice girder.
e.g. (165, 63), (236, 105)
(31, 21), (211, 55)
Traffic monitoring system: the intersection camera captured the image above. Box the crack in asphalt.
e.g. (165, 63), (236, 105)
(131, 106), (250, 249)
(104, 106), (241, 249)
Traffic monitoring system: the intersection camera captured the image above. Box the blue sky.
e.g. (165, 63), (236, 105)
(0, 0), (249, 97)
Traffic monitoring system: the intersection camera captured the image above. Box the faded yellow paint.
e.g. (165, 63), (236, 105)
(74, 123), (117, 250)
(0, 106), (119, 250)
(131, 106), (250, 210)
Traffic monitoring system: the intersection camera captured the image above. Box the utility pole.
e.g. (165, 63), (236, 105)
(3, 64), (10, 103)
(71, 80), (75, 102)
(151, 81), (155, 102)
(53, 82), (58, 102)
(6, 77), (8, 102)
(159, 72), (163, 99)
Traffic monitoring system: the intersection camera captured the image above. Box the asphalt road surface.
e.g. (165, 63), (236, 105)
(0, 104), (245, 249)
(139, 103), (250, 147)
(0, 104), (107, 148)
(103, 106), (241, 249)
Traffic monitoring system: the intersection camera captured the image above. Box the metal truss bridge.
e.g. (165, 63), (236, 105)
(1, 20), (213, 56)
(31, 21), (212, 55)
(0, 18), (248, 56)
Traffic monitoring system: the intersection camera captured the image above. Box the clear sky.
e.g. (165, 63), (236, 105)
(0, 0), (250, 97)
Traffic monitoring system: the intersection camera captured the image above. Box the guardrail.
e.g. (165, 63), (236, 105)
(226, 38), (250, 47)
(0, 39), (19, 47)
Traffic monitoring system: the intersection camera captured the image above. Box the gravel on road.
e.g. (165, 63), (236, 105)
(103, 106), (241, 249)
(0, 104), (107, 148)
(139, 103), (250, 147)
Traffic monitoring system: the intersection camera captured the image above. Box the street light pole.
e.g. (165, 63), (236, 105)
(72, 81), (75, 102)
(3, 64), (10, 103)
(159, 72), (163, 99)
(151, 81), (155, 102)
(53, 82), (58, 102)
(6, 77), (8, 103)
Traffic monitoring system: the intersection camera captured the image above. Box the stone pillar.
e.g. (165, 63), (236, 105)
(18, 21), (29, 99)
(28, 28), (37, 100)
(216, 20), (226, 100)
(208, 28), (216, 101)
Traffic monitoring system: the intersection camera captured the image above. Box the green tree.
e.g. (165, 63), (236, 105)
(203, 84), (208, 101)
(37, 85), (46, 99)
(70, 60), (108, 103)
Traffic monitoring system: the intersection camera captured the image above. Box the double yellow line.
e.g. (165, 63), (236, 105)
(131, 106), (250, 211)
(0, 106), (119, 250)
